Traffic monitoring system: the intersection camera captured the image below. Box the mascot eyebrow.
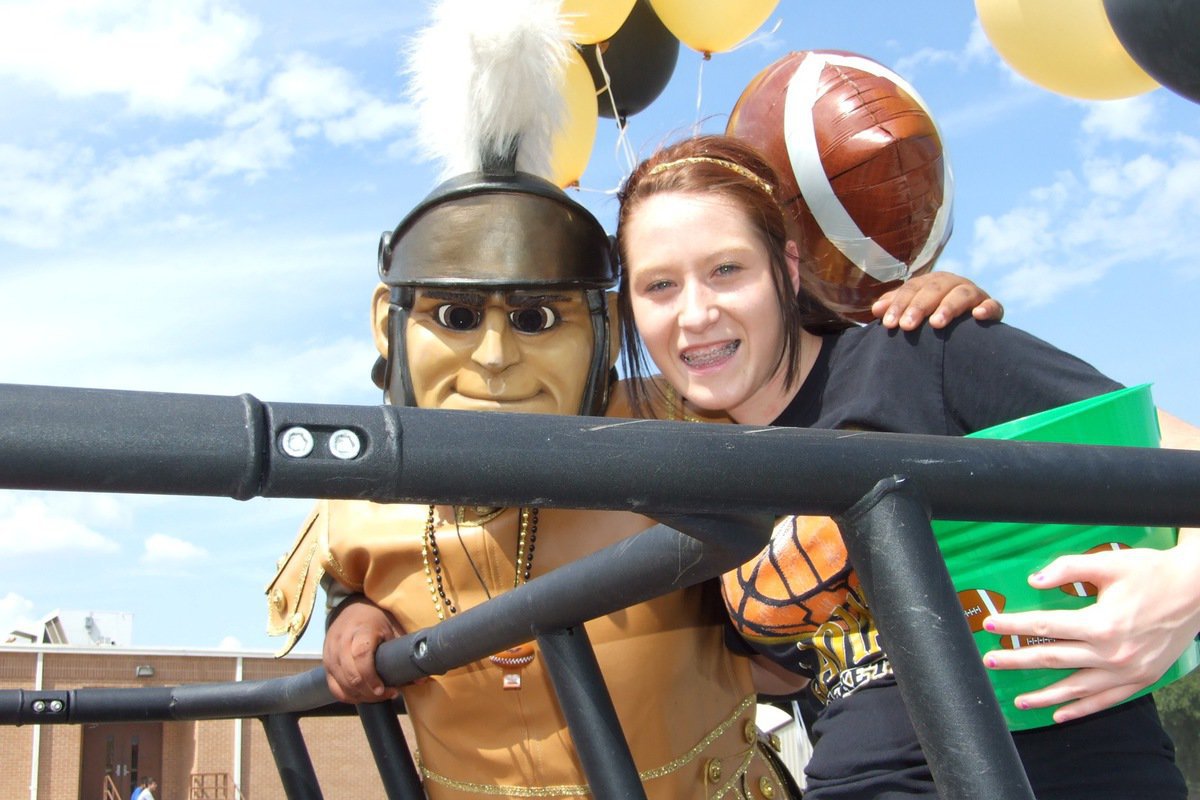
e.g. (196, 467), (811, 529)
(418, 289), (576, 308)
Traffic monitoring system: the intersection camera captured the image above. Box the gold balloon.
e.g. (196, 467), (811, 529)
(975, 0), (1158, 100)
(649, 0), (779, 56)
(550, 46), (599, 188)
(560, 0), (636, 45)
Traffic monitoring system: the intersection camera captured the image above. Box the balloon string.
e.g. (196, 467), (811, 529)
(593, 46), (637, 175)
(691, 16), (782, 134)
(727, 18), (782, 55)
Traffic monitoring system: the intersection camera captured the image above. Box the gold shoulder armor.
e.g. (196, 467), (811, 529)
(265, 503), (326, 657)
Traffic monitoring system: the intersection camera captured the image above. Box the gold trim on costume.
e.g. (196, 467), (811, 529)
(648, 156), (774, 198)
(266, 512), (325, 657)
(417, 694), (759, 797)
(316, 510), (355, 590)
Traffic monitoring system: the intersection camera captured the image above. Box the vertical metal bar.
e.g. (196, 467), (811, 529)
(356, 701), (425, 799)
(536, 627), (648, 800)
(260, 713), (323, 800)
(834, 476), (1035, 800)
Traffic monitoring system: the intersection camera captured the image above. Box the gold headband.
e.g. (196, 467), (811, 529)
(647, 156), (774, 197)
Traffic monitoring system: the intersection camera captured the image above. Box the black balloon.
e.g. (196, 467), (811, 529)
(581, 0), (679, 122)
(1103, 0), (1200, 104)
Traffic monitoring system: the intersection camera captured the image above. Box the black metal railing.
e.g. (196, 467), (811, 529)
(3, 383), (1199, 800)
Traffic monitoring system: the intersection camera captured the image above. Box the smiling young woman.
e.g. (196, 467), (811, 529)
(621, 190), (816, 424)
(615, 133), (1200, 800)
(617, 140), (851, 426)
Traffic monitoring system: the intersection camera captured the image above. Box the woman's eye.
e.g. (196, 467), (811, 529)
(714, 262), (741, 277)
(508, 306), (559, 333)
(644, 280), (674, 294)
(434, 304), (482, 331)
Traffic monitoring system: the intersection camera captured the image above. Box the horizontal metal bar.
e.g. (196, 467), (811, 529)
(2, 383), (1198, 526)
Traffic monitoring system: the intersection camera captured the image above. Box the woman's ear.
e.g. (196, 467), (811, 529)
(371, 283), (390, 358)
(785, 241), (803, 295)
(606, 291), (621, 368)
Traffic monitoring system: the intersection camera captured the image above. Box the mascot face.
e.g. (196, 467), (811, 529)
(376, 172), (617, 415)
(404, 287), (596, 415)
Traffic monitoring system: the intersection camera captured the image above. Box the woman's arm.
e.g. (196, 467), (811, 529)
(982, 409), (1200, 723)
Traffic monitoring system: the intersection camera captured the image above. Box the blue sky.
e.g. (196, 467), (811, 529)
(2, 1), (1197, 651)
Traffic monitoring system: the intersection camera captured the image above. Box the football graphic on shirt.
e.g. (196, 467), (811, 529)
(1058, 541), (1131, 597)
(957, 588), (1007, 633)
(727, 49), (953, 321)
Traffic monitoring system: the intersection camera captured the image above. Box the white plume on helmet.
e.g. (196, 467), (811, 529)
(406, 0), (571, 181)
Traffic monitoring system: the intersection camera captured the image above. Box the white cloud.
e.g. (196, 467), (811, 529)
(0, 228), (382, 403)
(216, 635), (243, 650)
(995, 260), (1108, 308)
(1081, 153), (1166, 198)
(261, 54), (415, 144)
(0, 131), (283, 248)
(966, 116), (1200, 307)
(0, 592), (39, 640)
(1081, 95), (1157, 144)
(140, 532), (208, 566)
(971, 204), (1057, 270)
(894, 19), (995, 80)
(325, 99), (417, 145)
(0, 4), (417, 250)
(0, 493), (121, 555)
(268, 54), (360, 120)
(0, 0), (260, 116)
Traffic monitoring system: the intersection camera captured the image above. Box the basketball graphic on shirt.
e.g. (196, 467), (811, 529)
(727, 49), (953, 321)
(722, 515), (855, 640)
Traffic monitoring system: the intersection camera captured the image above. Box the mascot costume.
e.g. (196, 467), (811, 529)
(266, 1), (799, 797)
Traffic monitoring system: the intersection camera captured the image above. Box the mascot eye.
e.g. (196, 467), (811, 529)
(434, 304), (482, 331)
(508, 306), (559, 333)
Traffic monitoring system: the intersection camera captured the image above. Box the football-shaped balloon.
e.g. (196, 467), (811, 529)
(727, 50), (953, 321)
(723, 515), (855, 640)
(957, 588), (1006, 633)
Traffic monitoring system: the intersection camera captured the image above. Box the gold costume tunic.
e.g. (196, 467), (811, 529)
(269, 505), (791, 794)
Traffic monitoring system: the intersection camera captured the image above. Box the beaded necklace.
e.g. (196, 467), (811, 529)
(421, 505), (539, 620)
(421, 505), (539, 689)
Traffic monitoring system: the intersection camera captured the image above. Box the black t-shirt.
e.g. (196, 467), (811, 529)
(748, 318), (1184, 799)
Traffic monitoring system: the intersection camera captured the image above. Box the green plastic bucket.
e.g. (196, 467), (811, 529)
(932, 383), (1200, 730)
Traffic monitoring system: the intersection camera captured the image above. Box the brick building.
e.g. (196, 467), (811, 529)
(0, 643), (390, 800)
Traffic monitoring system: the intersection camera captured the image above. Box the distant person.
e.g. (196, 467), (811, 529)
(137, 778), (157, 800)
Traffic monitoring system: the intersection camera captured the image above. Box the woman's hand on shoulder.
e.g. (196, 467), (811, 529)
(324, 596), (406, 703)
(871, 271), (1004, 330)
